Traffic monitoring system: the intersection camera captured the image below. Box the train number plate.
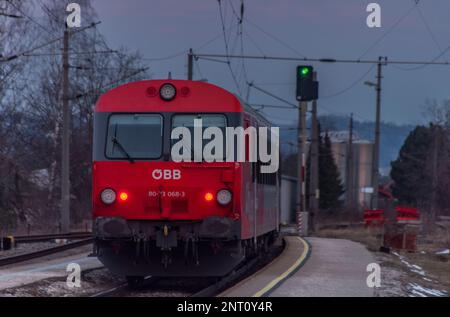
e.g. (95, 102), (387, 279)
(148, 190), (186, 198)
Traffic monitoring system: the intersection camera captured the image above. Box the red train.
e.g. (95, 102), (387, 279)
(92, 80), (280, 283)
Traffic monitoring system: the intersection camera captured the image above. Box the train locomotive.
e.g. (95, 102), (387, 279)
(92, 80), (280, 283)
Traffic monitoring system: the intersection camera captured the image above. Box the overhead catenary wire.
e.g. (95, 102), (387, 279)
(392, 42), (450, 71)
(23, 50), (117, 57)
(321, 64), (376, 99)
(414, 1), (445, 61)
(250, 103), (298, 110)
(245, 17), (306, 58)
(194, 58), (205, 80)
(217, 0), (243, 96)
(357, 2), (417, 60)
(140, 24), (239, 63)
(247, 82), (298, 109)
(243, 29), (266, 57)
(193, 52), (450, 66)
(392, 0), (450, 71)
(230, 0), (251, 99)
(0, 22), (101, 62)
(70, 67), (149, 100)
(6, 0), (56, 37)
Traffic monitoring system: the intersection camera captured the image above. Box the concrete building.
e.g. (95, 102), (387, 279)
(326, 131), (374, 209)
(280, 131), (374, 224)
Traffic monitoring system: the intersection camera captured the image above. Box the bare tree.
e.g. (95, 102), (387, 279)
(0, 0), (149, 231)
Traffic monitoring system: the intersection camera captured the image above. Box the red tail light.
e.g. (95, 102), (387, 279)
(119, 192), (129, 202)
(204, 192), (214, 202)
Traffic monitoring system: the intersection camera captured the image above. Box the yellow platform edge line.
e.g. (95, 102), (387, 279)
(252, 237), (310, 297)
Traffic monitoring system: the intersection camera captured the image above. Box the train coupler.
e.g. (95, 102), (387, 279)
(156, 225), (177, 250)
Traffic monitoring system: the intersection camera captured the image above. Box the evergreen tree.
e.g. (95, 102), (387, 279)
(390, 124), (448, 209)
(318, 132), (345, 211)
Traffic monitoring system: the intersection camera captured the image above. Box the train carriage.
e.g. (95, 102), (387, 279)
(92, 80), (279, 281)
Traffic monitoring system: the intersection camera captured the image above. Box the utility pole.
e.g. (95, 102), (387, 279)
(371, 57), (385, 210)
(346, 114), (354, 211)
(430, 125), (439, 223)
(61, 27), (70, 233)
(309, 72), (319, 225)
(187, 48), (194, 80)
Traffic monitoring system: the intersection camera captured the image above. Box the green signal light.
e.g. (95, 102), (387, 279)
(300, 67), (310, 77)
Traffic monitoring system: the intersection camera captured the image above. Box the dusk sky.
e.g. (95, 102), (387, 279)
(91, 0), (450, 126)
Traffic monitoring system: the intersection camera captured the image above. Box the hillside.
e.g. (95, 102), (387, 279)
(280, 114), (415, 172)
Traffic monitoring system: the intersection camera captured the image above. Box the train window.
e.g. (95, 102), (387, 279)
(105, 114), (163, 159)
(172, 114), (227, 161)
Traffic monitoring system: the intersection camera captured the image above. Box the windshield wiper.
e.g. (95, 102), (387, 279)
(112, 137), (135, 164)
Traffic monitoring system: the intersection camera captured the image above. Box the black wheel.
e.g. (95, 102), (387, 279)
(126, 276), (144, 289)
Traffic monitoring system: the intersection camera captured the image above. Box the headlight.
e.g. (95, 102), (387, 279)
(160, 83), (177, 101)
(217, 189), (232, 205)
(101, 189), (116, 205)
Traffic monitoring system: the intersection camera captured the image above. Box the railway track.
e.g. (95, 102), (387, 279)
(90, 276), (157, 297)
(12, 232), (92, 244)
(0, 238), (94, 267)
(90, 253), (269, 298)
(89, 238), (285, 298)
(191, 257), (260, 297)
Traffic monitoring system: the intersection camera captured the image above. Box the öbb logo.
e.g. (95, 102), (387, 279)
(152, 169), (181, 180)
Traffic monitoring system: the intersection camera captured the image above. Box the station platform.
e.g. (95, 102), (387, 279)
(219, 236), (375, 297)
(219, 236), (310, 297)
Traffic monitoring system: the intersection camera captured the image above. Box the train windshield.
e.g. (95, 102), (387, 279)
(106, 114), (163, 160)
(172, 114), (227, 161)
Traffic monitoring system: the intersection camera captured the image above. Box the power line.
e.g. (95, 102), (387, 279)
(233, 0), (251, 99)
(245, 17), (306, 58)
(243, 29), (266, 56)
(217, 0), (242, 96)
(321, 64), (376, 99)
(193, 52), (450, 66)
(391, 42), (450, 71)
(250, 103), (298, 110)
(253, 82), (295, 86)
(358, 3), (417, 60)
(196, 56), (229, 64)
(6, 0), (55, 37)
(227, 1), (244, 89)
(70, 67), (149, 100)
(142, 51), (187, 62)
(414, 1), (445, 61)
(23, 50), (117, 57)
(142, 25), (238, 63)
(194, 58), (205, 80)
(248, 82), (298, 108)
(391, 1), (450, 71)
(247, 80), (379, 123)
(0, 22), (101, 63)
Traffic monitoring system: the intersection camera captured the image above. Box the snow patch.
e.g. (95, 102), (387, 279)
(408, 283), (447, 297)
(411, 269), (425, 276)
(394, 253), (428, 277)
(435, 249), (449, 255)
(29, 169), (50, 189)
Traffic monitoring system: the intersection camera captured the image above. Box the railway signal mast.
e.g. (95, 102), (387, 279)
(296, 66), (319, 236)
